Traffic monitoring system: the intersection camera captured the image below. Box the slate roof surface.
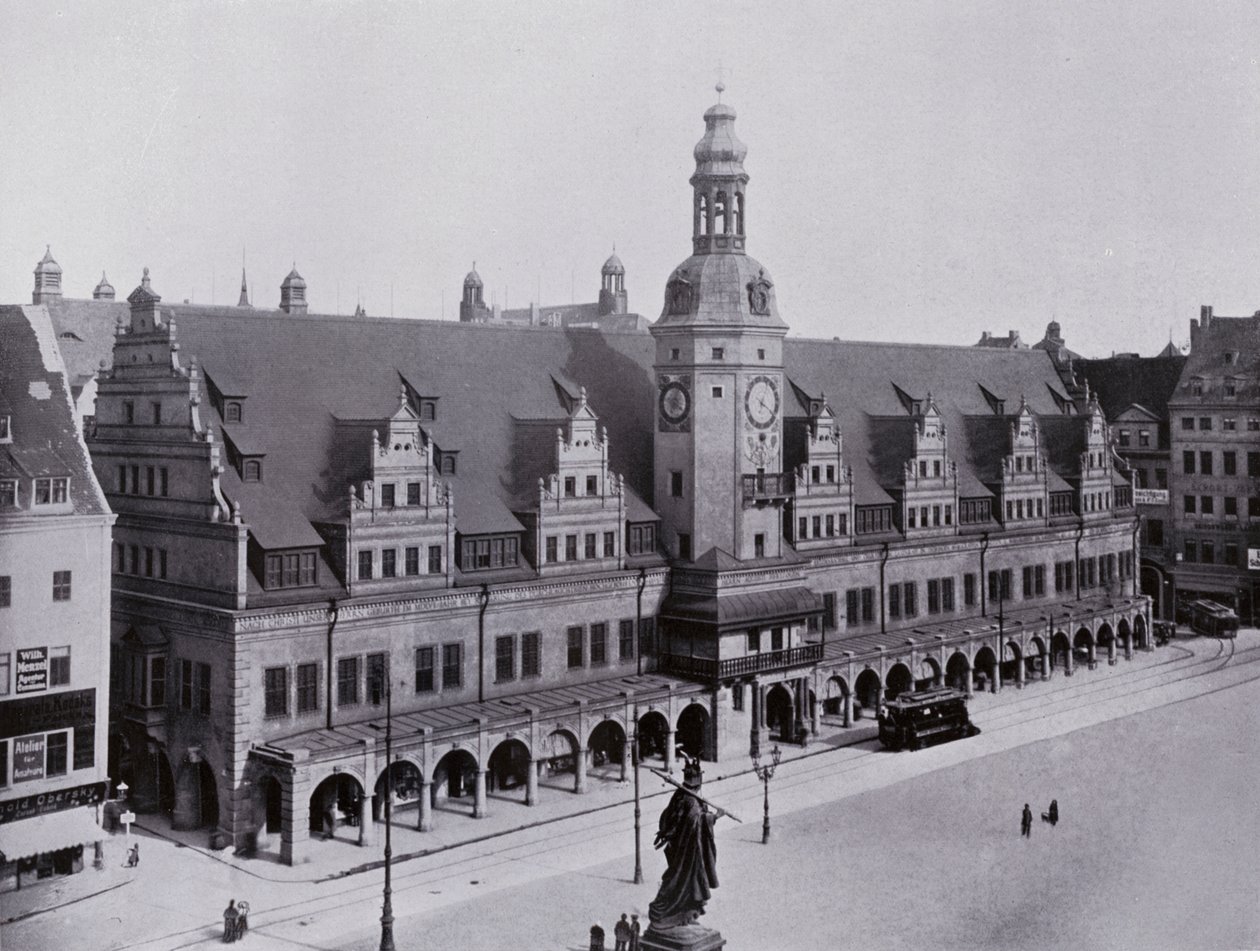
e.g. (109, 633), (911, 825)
(1076, 354), (1187, 421)
(0, 305), (108, 517)
(46, 298), (1092, 551)
(1177, 314), (1260, 399)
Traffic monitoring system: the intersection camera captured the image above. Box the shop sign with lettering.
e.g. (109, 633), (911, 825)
(15, 647), (48, 693)
(12, 733), (45, 783)
(0, 781), (107, 824)
(0, 689), (96, 740)
(1133, 489), (1169, 505)
(1249, 548), (1260, 571)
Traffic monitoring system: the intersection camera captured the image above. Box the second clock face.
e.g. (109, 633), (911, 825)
(744, 375), (780, 429)
(660, 381), (691, 423)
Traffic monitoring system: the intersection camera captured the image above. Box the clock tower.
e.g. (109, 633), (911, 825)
(651, 85), (790, 563)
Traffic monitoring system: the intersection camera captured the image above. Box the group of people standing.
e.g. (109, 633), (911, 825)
(1021, 799), (1059, 837)
(222, 900), (250, 942)
(589, 912), (642, 950)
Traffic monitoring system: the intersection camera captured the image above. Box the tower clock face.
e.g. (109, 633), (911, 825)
(660, 381), (691, 424)
(744, 376), (780, 429)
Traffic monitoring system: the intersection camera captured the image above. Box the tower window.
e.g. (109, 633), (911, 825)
(711, 386), (723, 398)
(711, 347), (724, 360)
(670, 471), (683, 498)
(670, 348), (680, 361)
(757, 348), (765, 360)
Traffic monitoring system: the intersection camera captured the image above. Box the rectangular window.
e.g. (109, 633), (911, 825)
(567, 626), (584, 668)
(366, 653), (386, 705)
(963, 573), (976, 607)
(1183, 450), (1195, 474)
(846, 589), (859, 624)
(160, 549), (169, 579)
(73, 724), (94, 771)
(1223, 451), (1237, 476)
(585, 533), (597, 559)
(52, 570), (72, 601)
(861, 587), (874, 623)
(358, 550), (373, 580)
(381, 549), (397, 578)
(495, 635), (515, 682)
(566, 535), (578, 560)
(798, 516), (808, 540)
(586, 475), (598, 496)
(564, 476), (576, 497)
(522, 631), (541, 677)
(812, 516), (822, 538)
(679, 533), (691, 560)
(146, 466), (156, 496)
(1184, 495), (1196, 515)
(546, 536), (558, 563)
(337, 656), (360, 706)
(428, 545), (442, 574)
(1250, 452), (1260, 477)
(407, 482), (421, 506)
(129, 545), (139, 575)
(197, 661), (211, 714)
(297, 663), (319, 713)
(151, 401), (162, 425)
(0, 576), (9, 609)
(1184, 539), (1197, 562)
(1201, 542), (1215, 565)
(405, 547), (420, 576)
(927, 579), (940, 614)
(46, 732), (68, 777)
(590, 622), (608, 666)
(1225, 542), (1239, 567)
(1034, 565), (1045, 596)
(1199, 417), (1212, 431)
(942, 578), (955, 611)
(748, 628), (762, 652)
(415, 647), (435, 693)
(0, 740), (7, 786)
(380, 483), (396, 508)
(888, 583), (900, 618)
(0, 480), (16, 507)
(1200, 451), (1213, 475)
(754, 533), (765, 558)
(823, 592), (837, 630)
(711, 347), (724, 360)
(771, 627), (784, 651)
(264, 667), (288, 717)
(670, 471), (683, 497)
(180, 659), (193, 709)
(603, 531), (615, 558)
(1201, 495), (1214, 515)
(1224, 417), (1237, 431)
(619, 619), (635, 661)
(903, 582), (917, 617)
(442, 643), (462, 688)
(49, 646), (70, 686)
(825, 514), (835, 536)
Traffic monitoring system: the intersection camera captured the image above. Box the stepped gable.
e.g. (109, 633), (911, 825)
(0, 304), (108, 516)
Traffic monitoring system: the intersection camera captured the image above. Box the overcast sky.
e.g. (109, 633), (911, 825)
(3, 1), (1258, 356)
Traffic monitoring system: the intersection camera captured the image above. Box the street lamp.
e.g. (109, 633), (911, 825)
(750, 745), (781, 844)
(368, 672), (399, 951)
(631, 716), (643, 885)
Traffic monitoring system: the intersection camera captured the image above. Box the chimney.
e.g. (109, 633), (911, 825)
(1200, 304), (1212, 330)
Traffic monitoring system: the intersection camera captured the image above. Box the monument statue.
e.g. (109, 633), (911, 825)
(643, 755), (732, 949)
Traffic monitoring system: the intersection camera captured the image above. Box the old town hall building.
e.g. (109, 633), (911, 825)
(36, 90), (1148, 865)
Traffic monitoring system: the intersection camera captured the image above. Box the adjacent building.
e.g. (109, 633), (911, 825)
(1165, 306), (1260, 622)
(30, 90), (1147, 867)
(0, 304), (115, 888)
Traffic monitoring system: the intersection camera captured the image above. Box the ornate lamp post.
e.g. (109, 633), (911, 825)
(632, 717), (644, 884)
(750, 745), (781, 844)
(368, 671), (398, 951)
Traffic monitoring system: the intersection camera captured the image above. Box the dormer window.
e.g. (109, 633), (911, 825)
(243, 459), (262, 483)
(34, 477), (69, 505)
(441, 455), (456, 476)
(420, 400), (436, 422)
(1224, 379), (1237, 398)
(1191, 379), (1203, 396)
(264, 551), (318, 589)
(0, 415), (10, 442)
(225, 402), (242, 423)
(1, 480), (16, 507)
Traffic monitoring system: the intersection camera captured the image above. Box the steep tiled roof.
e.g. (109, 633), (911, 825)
(1179, 314), (1260, 400)
(0, 305), (109, 516)
(45, 298), (1090, 548)
(1076, 354), (1187, 421)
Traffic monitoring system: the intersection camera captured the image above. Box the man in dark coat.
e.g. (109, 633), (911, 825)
(1021, 803), (1033, 838)
(647, 757), (721, 931)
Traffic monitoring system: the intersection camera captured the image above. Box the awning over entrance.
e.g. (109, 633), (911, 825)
(661, 586), (823, 630)
(0, 806), (103, 861)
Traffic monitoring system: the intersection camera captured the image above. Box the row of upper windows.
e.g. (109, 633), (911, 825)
(546, 531), (616, 563)
(0, 476), (69, 508)
(116, 465), (168, 497)
(667, 347), (768, 361)
(1179, 415), (1258, 432)
(563, 619), (656, 671)
(0, 725), (94, 789)
(1133, 468), (1169, 489)
(377, 482), (426, 507)
(0, 647), (72, 697)
(1004, 498), (1044, 521)
(263, 645), (461, 718)
(0, 571), (73, 608)
(1187, 378), (1246, 397)
(122, 400), (162, 425)
(114, 543), (168, 579)
(1116, 429), (1152, 448)
(908, 504), (953, 528)
(1182, 450), (1260, 477)
(1183, 495), (1259, 518)
(358, 545), (444, 580)
(797, 513), (847, 540)
(1182, 538), (1248, 567)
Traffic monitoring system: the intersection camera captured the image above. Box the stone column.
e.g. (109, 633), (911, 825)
(992, 654), (1001, 693)
(358, 793), (375, 847)
(1108, 639), (1117, 665)
(663, 731), (676, 774)
(619, 738), (629, 782)
(842, 691), (853, 728)
(526, 759), (539, 807)
(810, 682), (821, 736)
(418, 779), (433, 832)
(575, 749), (588, 794)
(473, 769), (487, 818)
(1065, 647), (1074, 677)
(1124, 634), (1133, 661)
(1088, 643), (1097, 670)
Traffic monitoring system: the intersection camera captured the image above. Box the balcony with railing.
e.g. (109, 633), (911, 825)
(659, 643), (824, 682)
(742, 472), (793, 504)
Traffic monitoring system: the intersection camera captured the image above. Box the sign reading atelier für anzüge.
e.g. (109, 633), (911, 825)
(0, 781), (107, 823)
(12, 733), (46, 782)
(15, 647), (48, 693)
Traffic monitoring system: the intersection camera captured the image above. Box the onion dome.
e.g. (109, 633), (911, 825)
(93, 271), (116, 300)
(692, 83), (748, 181)
(281, 266), (306, 290)
(35, 245), (62, 277)
(463, 264), (483, 289)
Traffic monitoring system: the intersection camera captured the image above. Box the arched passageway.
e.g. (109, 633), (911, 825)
(822, 675), (850, 717)
(677, 703), (713, 760)
(973, 646), (998, 693)
(374, 760), (424, 821)
(885, 663), (913, 700)
(1074, 627), (1096, 669)
(255, 775), (283, 849)
(854, 668), (882, 717)
(487, 739), (531, 798)
(588, 720), (627, 780)
(915, 657), (942, 691)
(636, 711), (670, 768)
(765, 685), (795, 744)
(433, 749), (480, 812)
(1097, 623), (1116, 664)
(1050, 631), (1072, 672)
(539, 730), (580, 794)
(309, 773), (364, 840)
(945, 652), (971, 693)
(1133, 615), (1148, 649)
(1000, 641), (1023, 685)
(1026, 636), (1048, 680)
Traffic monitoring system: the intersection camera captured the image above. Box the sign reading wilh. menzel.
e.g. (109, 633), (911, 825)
(15, 647), (48, 693)
(0, 781), (108, 824)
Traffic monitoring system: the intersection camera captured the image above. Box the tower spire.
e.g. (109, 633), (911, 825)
(238, 267), (250, 307)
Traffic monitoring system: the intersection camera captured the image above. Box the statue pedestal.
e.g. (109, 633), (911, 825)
(640, 923), (726, 951)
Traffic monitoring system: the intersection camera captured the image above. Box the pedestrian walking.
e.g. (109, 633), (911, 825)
(1021, 803), (1033, 838)
(1047, 799), (1059, 826)
(223, 899), (239, 942)
(630, 913), (641, 951)
(614, 913), (631, 951)
(236, 901), (250, 939)
(589, 921), (605, 951)
(126, 843), (139, 867)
